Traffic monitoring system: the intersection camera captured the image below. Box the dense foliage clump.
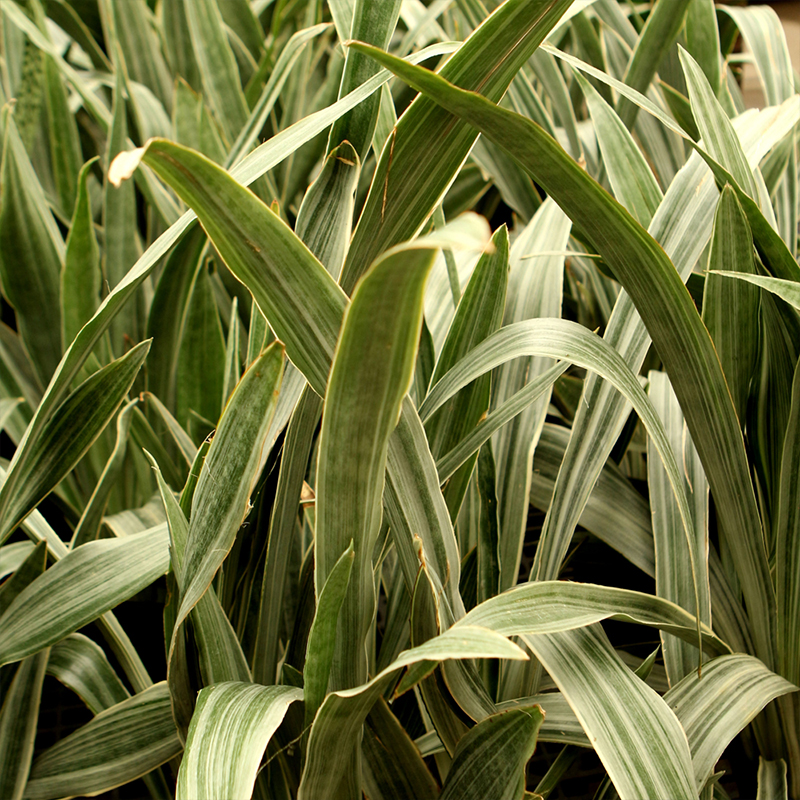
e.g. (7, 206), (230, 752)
(0, 0), (798, 798)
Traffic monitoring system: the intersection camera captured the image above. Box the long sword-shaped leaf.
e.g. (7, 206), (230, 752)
(0, 340), (150, 545)
(648, 371), (710, 685)
(615, 0), (693, 129)
(316, 223), (484, 689)
(0, 110), (63, 387)
(176, 343), (284, 631)
(304, 541), (354, 725)
(13, 43), (455, 495)
(456, 581), (727, 655)
(440, 707), (544, 800)
(182, 0), (249, 146)
(0, 650), (48, 800)
(776, 359), (800, 686)
(117, 140), (345, 395)
(149, 457), (251, 686)
(665, 654), (797, 785)
(341, 0), (575, 292)
(702, 187), (760, 424)
(298, 626), (527, 800)
(524, 625), (696, 800)
(0, 526), (169, 666)
(349, 42), (777, 671)
(61, 158), (101, 348)
(24, 682), (181, 800)
(491, 201), (569, 592)
(176, 683), (303, 800)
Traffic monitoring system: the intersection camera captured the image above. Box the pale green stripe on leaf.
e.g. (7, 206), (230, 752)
(176, 343), (284, 630)
(524, 626), (697, 800)
(176, 683), (302, 800)
(0, 526), (169, 666)
(25, 683), (181, 800)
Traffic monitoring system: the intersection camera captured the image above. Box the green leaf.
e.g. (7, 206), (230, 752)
(718, 6), (795, 106)
(175, 266), (225, 431)
(576, 70), (662, 227)
(176, 682), (303, 800)
(665, 654), (797, 785)
(678, 47), (757, 199)
(99, 0), (172, 112)
(757, 759), (788, 800)
(42, 53), (81, 217)
(0, 541), (35, 581)
(0, 539), (47, 617)
(0, 525), (169, 666)
(182, 0), (249, 146)
(176, 343), (284, 630)
(304, 541), (354, 726)
(523, 625), (697, 800)
(252, 388), (321, 685)
(71, 399), (138, 548)
(315, 239), (440, 689)
(103, 69), (143, 352)
(776, 359), (800, 686)
(440, 707), (544, 800)
(425, 224), (508, 521)
(328, 0), (402, 160)
(24, 682), (181, 800)
(615, 0), (693, 129)
(125, 139), (345, 396)
(0, 650), (49, 800)
(61, 158), (101, 348)
(0, 109), (63, 386)
(457, 580), (728, 656)
(490, 201), (569, 593)
(436, 362), (569, 483)
(362, 697), (440, 800)
(709, 271), (800, 315)
(0, 340), (150, 545)
(647, 370), (711, 684)
(149, 455), (251, 686)
(47, 634), (129, 715)
(685, 0), (721, 95)
(341, 0), (575, 293)
(350, 42), (776, 671)
(295, 141), (360, 279)
(299, 625), (527, 800)
(702, 186), (760, 424)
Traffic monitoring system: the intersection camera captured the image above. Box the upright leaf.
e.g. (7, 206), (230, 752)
(0, 110), (63, 385)
(62, 159), (101, 348)
(176, 344), (284, 630)
(315, 243), (438, 690)
(440, 707), (543, 800)
(0, 650), (49, 800)
(702, 186), (760, 425)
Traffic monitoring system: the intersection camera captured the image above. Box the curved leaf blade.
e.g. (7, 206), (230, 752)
(176, 683), (303, 800)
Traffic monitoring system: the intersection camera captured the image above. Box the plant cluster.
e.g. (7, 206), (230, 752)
(0, 0), (798, 798)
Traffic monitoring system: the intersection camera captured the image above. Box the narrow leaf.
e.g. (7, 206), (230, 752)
(0, 526), (169, 666)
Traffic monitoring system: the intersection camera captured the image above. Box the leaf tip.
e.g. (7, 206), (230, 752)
(108, 145), (147, 188)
